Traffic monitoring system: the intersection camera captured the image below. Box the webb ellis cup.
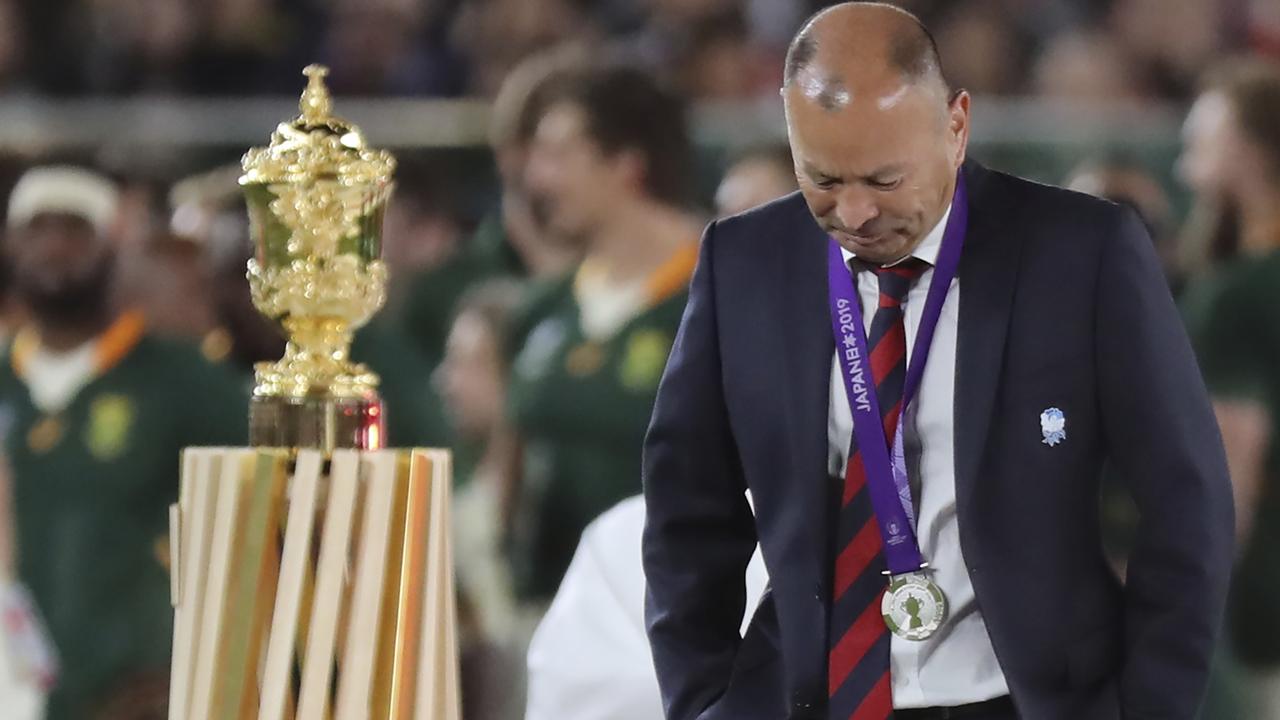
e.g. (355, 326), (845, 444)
(168, 66), (459, 720)
(241, 64), (394, 451)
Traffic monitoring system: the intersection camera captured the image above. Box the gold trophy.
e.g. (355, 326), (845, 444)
(242, 64), (393, 451)
(168, 67), (460, 720)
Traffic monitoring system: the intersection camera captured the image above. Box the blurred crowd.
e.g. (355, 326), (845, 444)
(0, 0), (1275, 102)
(1, 0), (1280, 719)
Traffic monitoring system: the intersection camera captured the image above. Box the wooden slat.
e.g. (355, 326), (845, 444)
(213, 451), (289, 720)
(388, 452), (430, 718)
(169, 504), (182, 608)
(414, 449), (460, 720)
(371, 453), (412, 719)
(259, 450), (324, 720)
(297, 450), (362, 720)
(334, 451), (399, 719)
(170, 448), (219, 720)
(438, 454), (460, 719)
(188, 449), (253, 720)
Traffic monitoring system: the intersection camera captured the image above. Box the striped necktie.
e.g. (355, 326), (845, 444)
(828, 258), (928, 720)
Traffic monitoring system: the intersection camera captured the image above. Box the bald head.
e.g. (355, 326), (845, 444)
(784, 2), (948, 111)
(779, 3), (969, 265)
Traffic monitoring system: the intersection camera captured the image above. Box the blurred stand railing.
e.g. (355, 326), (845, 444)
(0, 96), (1185, 152)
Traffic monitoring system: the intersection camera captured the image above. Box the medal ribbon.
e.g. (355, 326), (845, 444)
(826, 170), (967, 576)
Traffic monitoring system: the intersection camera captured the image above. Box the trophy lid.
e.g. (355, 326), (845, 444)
(240, 65), (395, 187)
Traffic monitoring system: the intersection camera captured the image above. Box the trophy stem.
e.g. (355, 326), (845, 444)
(249, 395), (385, 452)
(248, 314), (385, 452)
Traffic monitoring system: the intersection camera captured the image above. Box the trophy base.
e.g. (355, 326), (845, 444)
(249, 395), (385, 452)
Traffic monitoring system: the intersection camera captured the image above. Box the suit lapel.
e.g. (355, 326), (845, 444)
(954, 162), (1022, 513)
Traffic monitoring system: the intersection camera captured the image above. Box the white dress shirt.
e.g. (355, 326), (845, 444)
(828, 203), (1010, 708)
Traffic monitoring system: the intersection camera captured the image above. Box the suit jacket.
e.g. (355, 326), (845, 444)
(641, 161), (1234, 720)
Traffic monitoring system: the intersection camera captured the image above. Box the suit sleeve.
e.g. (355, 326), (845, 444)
(1095, 207), (1235, 718)
(642, 220), (758, 720)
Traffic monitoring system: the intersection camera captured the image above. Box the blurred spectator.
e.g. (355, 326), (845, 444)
(0, 166), (247, 718)
(1177, 59), (1280, 715)
(743, 0), (808, 52)
(0, 0), (1258, 101)
(1248, 0), (1280, 57)
(1032, 30), (1146, 101)
(381, 169), (466, 318)
(1177, 58), (1280, 273)
(1179, 53), (1280, 330)
(673, 7), (774, 101)
(200, 208), (287, 369)
(320, 0), (463, 96)
(168, 163), (284, 368)
(1065, 155), (1177, 289)
(714, 144), (796, 217)
(0, 455), (48, 720)
(611, 0), (740, 71)
(0, 596), (47, 720)
(0, 0), (26, 94)
(401, 47), (585, 364)
(435, 280), (526, 720)
(482, 46), (588, 280)
(81, 0), (201, 94)
(931, 0), (1030, 95)
(483, 45), (590, 278)
(1108, 0), (1228, 99)
(168, 163), (284, 371)
(184, 0), (301, 95)
(611, 0), (786, 100)
(128, 235), (219, 344)
(438, 281), (523, 636)
(0, 248), (20, 346)
(506, 63), (703, 607)
(451, 0), (599, 97)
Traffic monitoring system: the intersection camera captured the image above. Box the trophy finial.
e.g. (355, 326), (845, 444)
(300, 64), (333, 124)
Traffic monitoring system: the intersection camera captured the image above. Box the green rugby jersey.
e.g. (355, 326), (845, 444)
(506, 244), (697, 603)
(0, 312), (247, 719)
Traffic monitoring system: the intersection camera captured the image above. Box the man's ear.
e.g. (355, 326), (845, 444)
(947, 89), (971, 167)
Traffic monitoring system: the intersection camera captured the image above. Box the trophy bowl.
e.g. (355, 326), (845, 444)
(241, 65), (396, 451)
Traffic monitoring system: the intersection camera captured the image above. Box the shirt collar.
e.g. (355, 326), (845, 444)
(838, 200), (953, 269)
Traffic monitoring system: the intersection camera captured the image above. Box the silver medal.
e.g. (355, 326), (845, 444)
(881, 572), (947, 641)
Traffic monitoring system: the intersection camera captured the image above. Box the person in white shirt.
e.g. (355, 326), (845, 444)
(526, 496), (767, 720)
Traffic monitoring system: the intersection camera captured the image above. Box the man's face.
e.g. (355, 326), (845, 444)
(524, 102), (629, 244)
(1178, 90), (1250, 200)
(434, 310), (505, 438)
(714, 157), (798, 217)
(6, 212), (114, 318)
(785, 75), (968, 264)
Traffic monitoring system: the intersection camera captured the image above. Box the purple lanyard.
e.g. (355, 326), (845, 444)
(826, 171), (967, 576)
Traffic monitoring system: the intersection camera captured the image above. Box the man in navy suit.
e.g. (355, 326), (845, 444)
(641, 4), (1234, 719)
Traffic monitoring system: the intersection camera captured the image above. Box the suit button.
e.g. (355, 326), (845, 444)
(792, 689), (818, 714)
(792, 700), (819, 719)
